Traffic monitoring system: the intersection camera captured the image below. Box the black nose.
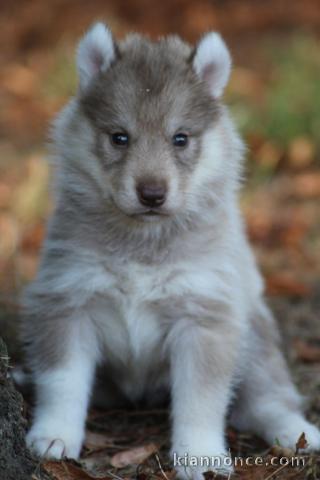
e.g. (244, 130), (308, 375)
(137, 182), (167, 207)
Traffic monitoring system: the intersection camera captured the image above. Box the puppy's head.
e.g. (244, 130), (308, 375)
(54, 23), (242, 225)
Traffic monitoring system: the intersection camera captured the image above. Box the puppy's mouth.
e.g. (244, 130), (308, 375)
(110, 196), (171, 221)
(122, 205), (172, 221)
(136, 208), (169, 220)
(143, 210), (161, 216)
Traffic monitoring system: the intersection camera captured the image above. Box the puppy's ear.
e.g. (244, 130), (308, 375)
(193, 32), (231, 98)
(77, 22), (116, 91)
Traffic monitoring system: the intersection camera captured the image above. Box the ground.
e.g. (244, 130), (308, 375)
(0, 338), (51, 480)
(1, 293), (320, 480)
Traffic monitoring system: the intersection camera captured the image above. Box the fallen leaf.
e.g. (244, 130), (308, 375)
(80, 455), (112, 478)
(21, 223), (45, 252)
(43, 461), (111, 480)
(293, 339), (320, 363)
(292, 173), (320, 198)
(257, 141), (283, 169)
(84, 431), (116, 451)
(110, 443), (158, 468)
(296, 432), (308, 452)
(1, 64), (38, 97)
(266, 274), (311, 297)
(288, 137), (315, 169)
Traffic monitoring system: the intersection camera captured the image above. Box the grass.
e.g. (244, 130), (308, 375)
(261, 34), (320, 150)
(228, 32), (320, 178)
(39, 47), (77, 101)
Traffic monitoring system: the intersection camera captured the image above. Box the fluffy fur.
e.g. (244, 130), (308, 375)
(21, 23), (320, 478)
(77, 22), (116, 90)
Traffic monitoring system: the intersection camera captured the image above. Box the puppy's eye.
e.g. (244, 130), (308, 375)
(173, 133), (188, 147)
(111, 132), (129, 147)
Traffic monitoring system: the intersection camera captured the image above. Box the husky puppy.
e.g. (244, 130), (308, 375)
(22, 23), (320, 478)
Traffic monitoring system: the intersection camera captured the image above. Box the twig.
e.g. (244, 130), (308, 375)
(155, 453), (170, 480)
(107, 470), (126, 480)
(264, 463), (288, 480)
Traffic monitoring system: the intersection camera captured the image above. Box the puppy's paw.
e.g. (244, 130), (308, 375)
(172, 446), (233, 479)
(268, 418), (320, 452)
(175, 461), (233, 480)
(26, 418), (83, 459)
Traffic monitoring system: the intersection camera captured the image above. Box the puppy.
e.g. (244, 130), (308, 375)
(21, 23), (320, 478)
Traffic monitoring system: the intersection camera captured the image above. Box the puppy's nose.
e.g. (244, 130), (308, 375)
(137, 182), (167, 207)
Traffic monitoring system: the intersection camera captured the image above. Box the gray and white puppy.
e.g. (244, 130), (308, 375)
(21, 23), (320, 478)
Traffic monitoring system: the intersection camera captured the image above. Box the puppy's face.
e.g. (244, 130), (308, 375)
(58, 25), (234, 222)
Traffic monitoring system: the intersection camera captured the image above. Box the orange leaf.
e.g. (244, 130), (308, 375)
(266, 274), (311, 297)
(296, 432), (308, 452)
(43, 461), (111, 480)
(293, 339), (320, 363)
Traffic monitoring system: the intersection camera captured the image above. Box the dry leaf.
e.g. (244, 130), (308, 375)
(84, 431), (116, 451)
(293, 339), (320, 363)
(296, 432), (308, 452)
(1, 64), (38, 97)
(80, 455), (112, 477)
(110, 443), (158, 468)
(43, 461), (111, 480)
(257, 141), (283, 169)
(266, 274), (311, 297)
(293, 173), (320, 198)
(288, 137), (315, 169)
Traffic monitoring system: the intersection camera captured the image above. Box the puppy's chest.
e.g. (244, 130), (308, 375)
(98, 263), (172, 365)
(95, 258), (225, 366)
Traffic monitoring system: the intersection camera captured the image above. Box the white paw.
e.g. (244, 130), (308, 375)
(175, 461), (233, 480)
(172, 446), (233, 479)
(26, 418), (84, 459)
(267, 418), (320, 452)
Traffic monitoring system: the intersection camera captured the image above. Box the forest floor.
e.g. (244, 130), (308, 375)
(1, 293), (319, 480)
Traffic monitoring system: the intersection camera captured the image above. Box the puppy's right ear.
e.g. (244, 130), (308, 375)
(77, 22), (116, 91)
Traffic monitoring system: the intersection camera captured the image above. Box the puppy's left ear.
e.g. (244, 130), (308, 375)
(193, 32), (231, 98)
(77, 22), (116, 91)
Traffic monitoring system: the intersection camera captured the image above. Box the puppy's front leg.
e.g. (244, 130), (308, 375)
(26, 317), (98, 460)
(169, 315), (239, 479)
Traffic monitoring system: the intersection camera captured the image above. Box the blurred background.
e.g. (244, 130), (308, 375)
(1, 0), (320, 313)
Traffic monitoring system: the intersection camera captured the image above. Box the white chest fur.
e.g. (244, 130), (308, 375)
(66, 243), (249, 399)
(88, 261), (170, 397)
(91, 255), (236, 355)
